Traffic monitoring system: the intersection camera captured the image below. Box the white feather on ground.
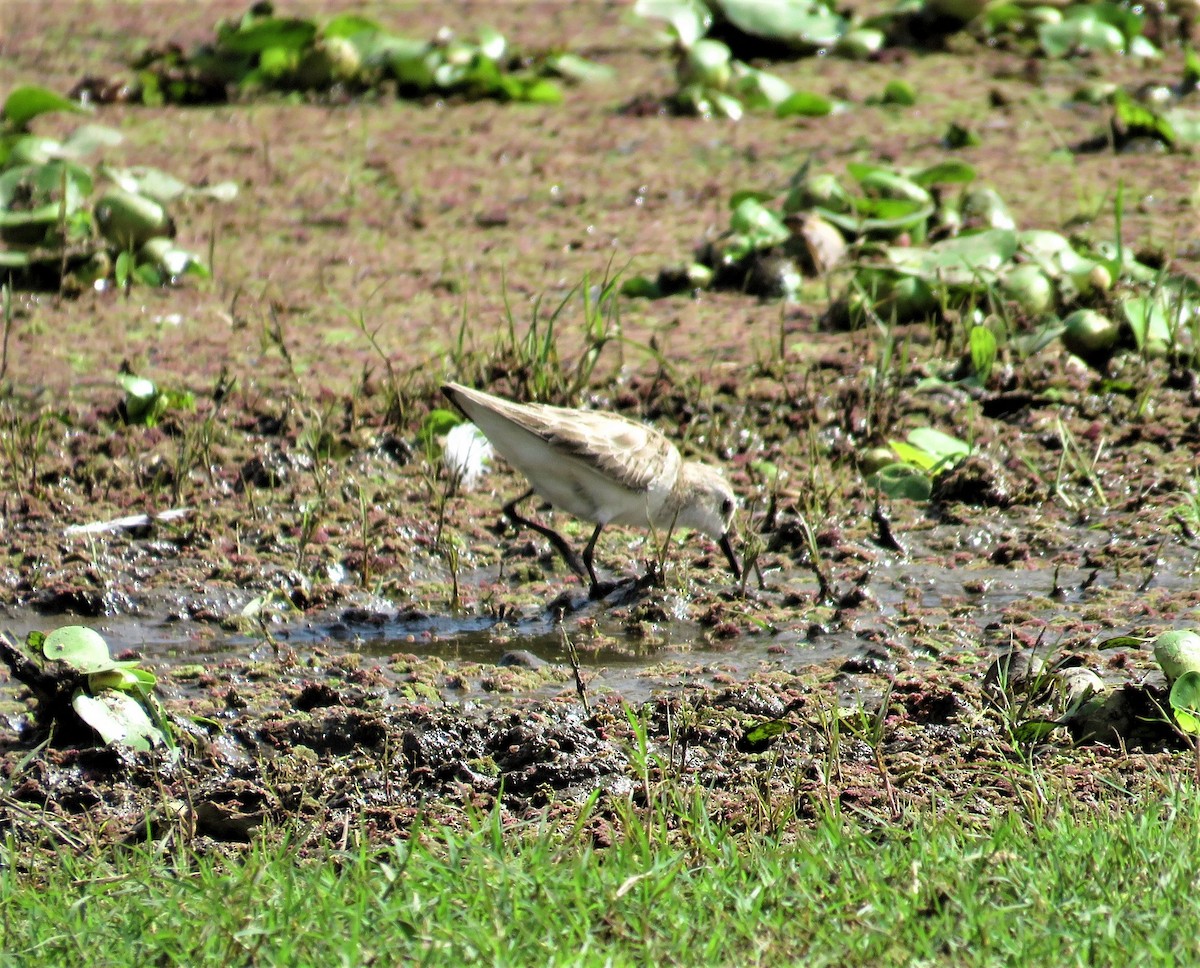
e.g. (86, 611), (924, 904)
(442, 421), (494, 490)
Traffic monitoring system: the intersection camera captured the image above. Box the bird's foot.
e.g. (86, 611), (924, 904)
(587, 580), (620, 601)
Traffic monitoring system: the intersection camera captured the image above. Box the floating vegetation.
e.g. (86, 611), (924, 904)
(92, 3), (610, 106)
(628, 158), (1200, 372)
(0, 85), (235, 291)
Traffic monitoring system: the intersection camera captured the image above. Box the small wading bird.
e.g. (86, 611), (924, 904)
(442, 383), (741, 597)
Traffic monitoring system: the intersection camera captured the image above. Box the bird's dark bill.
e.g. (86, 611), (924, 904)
(719, 533), (741, 580)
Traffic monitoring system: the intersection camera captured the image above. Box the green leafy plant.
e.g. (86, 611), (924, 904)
(126, 5), (608, 105)
(0, 84), (234, 290)
(117, 373), (196, 427)
(1169, 671), (1200, 731)
(1168, 670), (1200, 782)
(866, 428), (971, 500)
(635, 0), (832, 119)
(0, 626), (173, 752)
(627, 158), (1200, 378)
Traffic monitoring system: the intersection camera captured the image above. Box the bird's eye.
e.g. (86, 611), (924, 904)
(720, 498), (734, 517)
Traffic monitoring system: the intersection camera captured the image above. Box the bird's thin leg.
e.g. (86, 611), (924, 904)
(582, 523), (605, 592)
(502, 489), (590, 584)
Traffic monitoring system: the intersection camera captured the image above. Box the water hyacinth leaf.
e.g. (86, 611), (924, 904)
(907, 427), (971, 466)
(835, 28), (885, 59)
(784, 171), (850, 213)
(634, 0), (711, 47)
(1073, 2), (1145, 45)
(476, 27), (508, 62)
(719, 233), (753, 263)
(1122, 295), (1173, 352)
(961, 187), (1015, 230)
(713, 0), (847, 49)
(1091, 240), (1156, 284)
(102, 165), (189, 203)
(742, 719), (788, 743)
(116, 372), (193, 426)
(217, 16), (318, 55)
(1038, 17), (1124, 58)
(822, 199), (934, 238)
(687, 262), (714, 287)
(715, 90), (745, 119)
(72, 690), (165, 751)
(88, 666), (155, 692)
(544, 53), (615, 83)
(95, 189), (171, 250)
(58, 124), (124, 159)
(729, 198), (789, 247)
(1100, 634), (1152, 650)
(250, 46), (296, 82)
(42, 625), (115, 674)
(889, 229), (1018, 284)
(6, 135), (65, 166)
(389, 47), (438, 89)
(2, 84), (87, 129)
(889, 440), (938, 471)
(867, 462), (933, 501)
(1127, 36), (1159, 58)
(683, 38), (733, 89)
(1001, 264), (1055, 315)
(849, 165), (931, 204)
(1163, 108), (1200, 144)
(848, 268), (939, 322)
(117, 373), (158, 404)
(1061, 309), (1119, 357)
(1169, 671), (1200, 733)
(729, 189), (775, 208)
(1186, 45), (1200, 87)
(514, 77), (563, 104)
(736, 66), (793, 108)
(981, 3), (1026, 30)
(1017, 229), (1079, 278)
(1155, 630), (1200, 684)
(0, 161), (93, 215)
(775, 90), (834, 117)
(140, 238), (207, 279)
(322, 13), (382, 40)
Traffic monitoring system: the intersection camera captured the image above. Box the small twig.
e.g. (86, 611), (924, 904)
(0, 282), (12, 381)
(559, 622), (590, 716)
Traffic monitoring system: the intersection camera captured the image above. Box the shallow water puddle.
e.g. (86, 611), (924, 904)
(6, 528), (1196, 705)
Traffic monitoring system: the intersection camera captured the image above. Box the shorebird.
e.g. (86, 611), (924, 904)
(442, 383), (740, 597)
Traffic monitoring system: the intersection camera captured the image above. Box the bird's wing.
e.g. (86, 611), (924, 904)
(539, 408), (679, 493)
(443, 384), (678, 493)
